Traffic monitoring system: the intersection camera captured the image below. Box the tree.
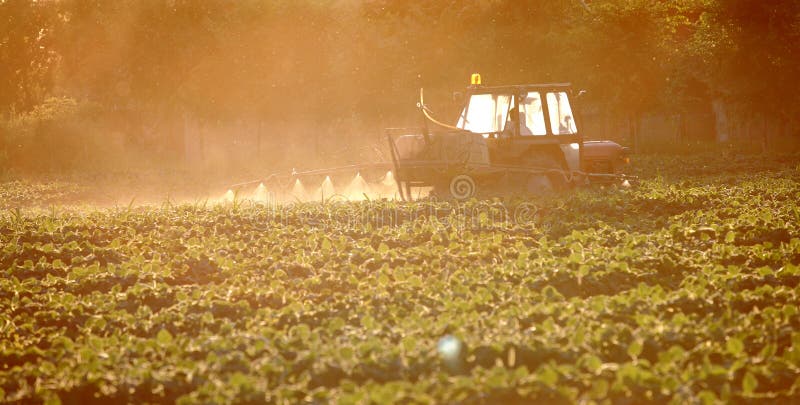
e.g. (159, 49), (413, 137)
(0, 0), (58, 116)
(682, 0), (800, 143)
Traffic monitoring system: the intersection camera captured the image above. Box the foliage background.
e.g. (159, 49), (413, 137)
(1, 0), (799, 175)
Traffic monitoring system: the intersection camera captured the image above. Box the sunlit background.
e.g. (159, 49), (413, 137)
(1, 0), (798, 189)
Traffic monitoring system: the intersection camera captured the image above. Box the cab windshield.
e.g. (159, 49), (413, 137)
(457, 93), (512, 134)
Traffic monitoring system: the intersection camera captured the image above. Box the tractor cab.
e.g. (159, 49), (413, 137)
(454, 82), (585, 173)
(457, 85), (577, 139)
(386, 74), (629, 200)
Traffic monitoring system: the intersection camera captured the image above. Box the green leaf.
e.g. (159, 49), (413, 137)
(156, 329), (173, 346)
(402, 336), (417, 352)
(339, 346), (354, 360)
(698, 390), (718, 405)
(726, 337), (744, 356)
(229, 372), (252, 389)
(572, 326), (586, 346)
(321, 238), (332, 252)
(293, 324), (311, 340)
(628, 341), (643, 359)
(583, 354), (603, 374)
(724, 231), (736, 243)
(329, 317), (345, 331)
(590, 379), (608, 399)
(742, 371), (758, 395)
(361, 315), (376, 330)
(537, 365), (559, 387)
(43, 393), (61, 405)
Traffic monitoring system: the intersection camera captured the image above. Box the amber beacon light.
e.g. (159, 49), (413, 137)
(470, 73), (481, 85)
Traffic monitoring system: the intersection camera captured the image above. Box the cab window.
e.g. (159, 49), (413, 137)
(519, 92), (547, 136)
(546, 92), (577, 135)
(457, 94), (512, 134)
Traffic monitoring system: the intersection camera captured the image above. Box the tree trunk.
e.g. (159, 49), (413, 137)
(628, 114), (637, 153)
(677, 113), (686, 143)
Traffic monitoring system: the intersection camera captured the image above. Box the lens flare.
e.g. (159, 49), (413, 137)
(437, 335), (462, 360)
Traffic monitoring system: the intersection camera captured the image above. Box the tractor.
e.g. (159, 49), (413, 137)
(231, 74), (630, 202)
(386, 74), (629, 200)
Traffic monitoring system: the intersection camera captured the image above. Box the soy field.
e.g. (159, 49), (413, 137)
(1, 152), (799, 404)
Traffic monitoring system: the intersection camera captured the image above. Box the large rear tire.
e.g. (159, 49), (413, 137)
(524, 173), (553, 194)
(430, 174), (477, 201)
(449, 174), (476, 200)
(524, 151), (568, 193)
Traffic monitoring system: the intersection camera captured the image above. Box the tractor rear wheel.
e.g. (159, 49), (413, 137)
(449, 174), (476, 200)
(524, 173), (553, 194)
(431, 174), (477, 200)
(525, 151), (568, 193)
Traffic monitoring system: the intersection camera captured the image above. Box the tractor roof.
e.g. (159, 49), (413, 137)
(468, 82), (573, 94)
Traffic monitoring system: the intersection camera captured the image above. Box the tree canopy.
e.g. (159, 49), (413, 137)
(1, 0), (798, 144)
